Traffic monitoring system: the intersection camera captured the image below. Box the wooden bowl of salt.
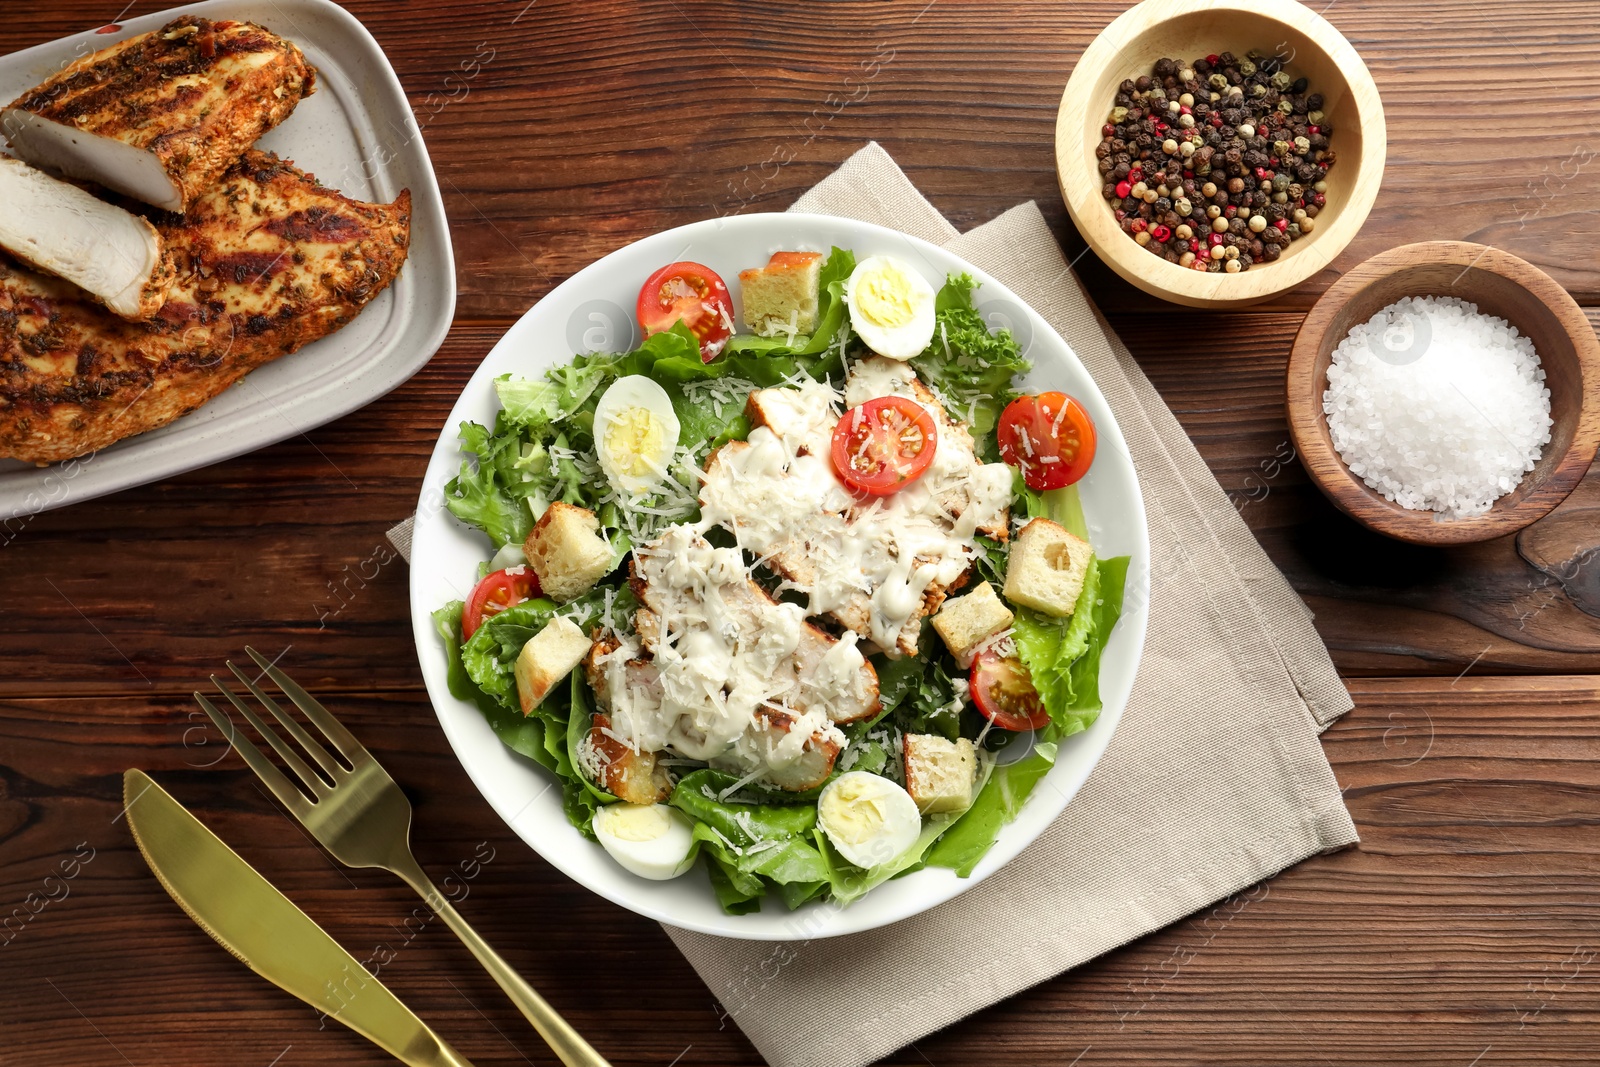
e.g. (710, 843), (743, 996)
(1286, 241), (1600, 546)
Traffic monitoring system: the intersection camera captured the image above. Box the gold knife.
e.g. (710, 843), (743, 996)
(123, 769), (474, 1067)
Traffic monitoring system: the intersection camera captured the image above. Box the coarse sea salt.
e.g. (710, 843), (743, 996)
(1322, 295), (1552, 518)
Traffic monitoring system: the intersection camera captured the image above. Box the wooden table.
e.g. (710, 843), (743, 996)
(4, 1), (1599, 1064)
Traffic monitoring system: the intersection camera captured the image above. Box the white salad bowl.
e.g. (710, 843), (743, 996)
(409, 212), (1150, 939)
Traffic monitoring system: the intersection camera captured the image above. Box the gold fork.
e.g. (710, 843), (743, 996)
(196, 647), (611, 1067)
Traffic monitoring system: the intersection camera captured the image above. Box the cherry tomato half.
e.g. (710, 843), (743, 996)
(997, 392), (1097, 491)
(830, 395), (939, 496)
(636, 261), (733, 362)
(970, 650), (1051, 731)
(462, 566), (541, 641)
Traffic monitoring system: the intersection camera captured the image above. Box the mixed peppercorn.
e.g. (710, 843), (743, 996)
(1097, 51), (1335, 273)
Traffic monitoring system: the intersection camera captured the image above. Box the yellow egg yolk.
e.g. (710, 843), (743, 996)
(855, 263), (918, 329)
(603, 409), (666, 479)
(599, 804), (670, 842)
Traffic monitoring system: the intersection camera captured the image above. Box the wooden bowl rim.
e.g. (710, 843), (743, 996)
(1054, 0), (1387, 309)
(1285, 240), (1600, 546)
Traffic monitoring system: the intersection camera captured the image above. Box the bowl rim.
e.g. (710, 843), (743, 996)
(1285, 240), (1600, 545)
(1054, 0), (1387, 309)
(406, 211), (1153, 939)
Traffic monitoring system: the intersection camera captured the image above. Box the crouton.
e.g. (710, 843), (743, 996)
(903, 734), (977, 814)
(522, 501), (614, 602)
(1003, 518), (1092, 617)
(932, 581), (1014, 667)
(739, 251), (823, 339)
(581, 712), (672, 804)
(513, 616), (593, 714)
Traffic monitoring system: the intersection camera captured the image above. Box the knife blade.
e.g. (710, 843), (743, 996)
(123, 769), (474, 1067)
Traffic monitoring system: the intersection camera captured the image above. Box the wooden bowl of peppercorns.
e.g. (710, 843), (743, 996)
(1055, 0), (1386, 308)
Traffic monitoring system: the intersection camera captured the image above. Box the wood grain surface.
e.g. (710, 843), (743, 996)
(2, 0), (1599, 1065)
(7, 678), (1600, 1066)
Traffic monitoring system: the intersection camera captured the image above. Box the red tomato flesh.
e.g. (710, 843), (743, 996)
(636, 261), (733, 362)
(830, 395), (939, 496)
(997, 392), (1097, 491)
(970, 651), (1052, 731)
(462, 566), (541, 641)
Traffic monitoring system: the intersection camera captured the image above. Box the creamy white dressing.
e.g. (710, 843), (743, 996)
(699, 358), (1012, 652)
(713, 706), (837, 785)
(598, 525), (851, 786)
(591, 357), (1007, 788)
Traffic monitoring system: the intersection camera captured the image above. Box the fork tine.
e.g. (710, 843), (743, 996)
(193, 692), (316, 817)
(226, 659), (345, 780)
(246, 646), (369, 767)
(210, 675), (331, 800)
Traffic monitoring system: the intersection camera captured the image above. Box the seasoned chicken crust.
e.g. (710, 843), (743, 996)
(0, 151), (410, 465)
(3, 16), (315, 213)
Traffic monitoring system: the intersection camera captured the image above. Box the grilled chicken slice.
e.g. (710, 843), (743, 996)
(581, 712), (672, 805)
(0, 156), (173, 320)
(0, 151), (410, 465)
(631, 576), (879, 726)
(583, 522), (870, 795)
(629, 525), (879, 726)
(712, 706), (843, 792)
(584, 638), (847, 795)
(2, 17), (315, 213)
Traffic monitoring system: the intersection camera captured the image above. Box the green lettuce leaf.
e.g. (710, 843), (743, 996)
(670, 769), (836, 913)
(874, 650), (962, 742)
(1012, 555), (1129, 729)
(567, 670), (616, 806)
(460, 588), (634, 709)
(910, 273), (1031, 443)
(704, 858), (765, 914)
(494, 358), (614, 434)
(443, 419), (536, 549)
(1013, 560), (1100, 724)
(433, 600), (567, 778)
(1020, 480), (1088, 537)
(924, 743), (1055, 876)
(671, 771), (830, 880)
(493, 377), (560, 431)
(970, 533), (1009, 588)
(1065, 554), (1129, 714)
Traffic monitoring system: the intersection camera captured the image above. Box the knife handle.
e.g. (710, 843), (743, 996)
(421, 1036), (477, 1067)
(393, 855), (613, 1067)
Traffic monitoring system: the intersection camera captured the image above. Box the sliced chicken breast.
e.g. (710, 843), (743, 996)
(2, 17), (315, 213)
(631, 576), (880, 726)
(581, 522), (870, 794)
(0, 151), (410, 466)
(585, 638), (847, 796)
(0, 156), (172, 319)
(710, 706), (844, 792)
(579, 712), (672, 805)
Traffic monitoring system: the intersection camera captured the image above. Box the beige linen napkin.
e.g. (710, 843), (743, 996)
(390, 143), (1357, 1067)
(661, 144), (1357, 1067)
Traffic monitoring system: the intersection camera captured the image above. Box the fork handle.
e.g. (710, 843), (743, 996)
(392, 857), (613, 1067)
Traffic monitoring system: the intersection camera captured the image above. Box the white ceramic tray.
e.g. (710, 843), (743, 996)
(0, 0), (454, 521)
